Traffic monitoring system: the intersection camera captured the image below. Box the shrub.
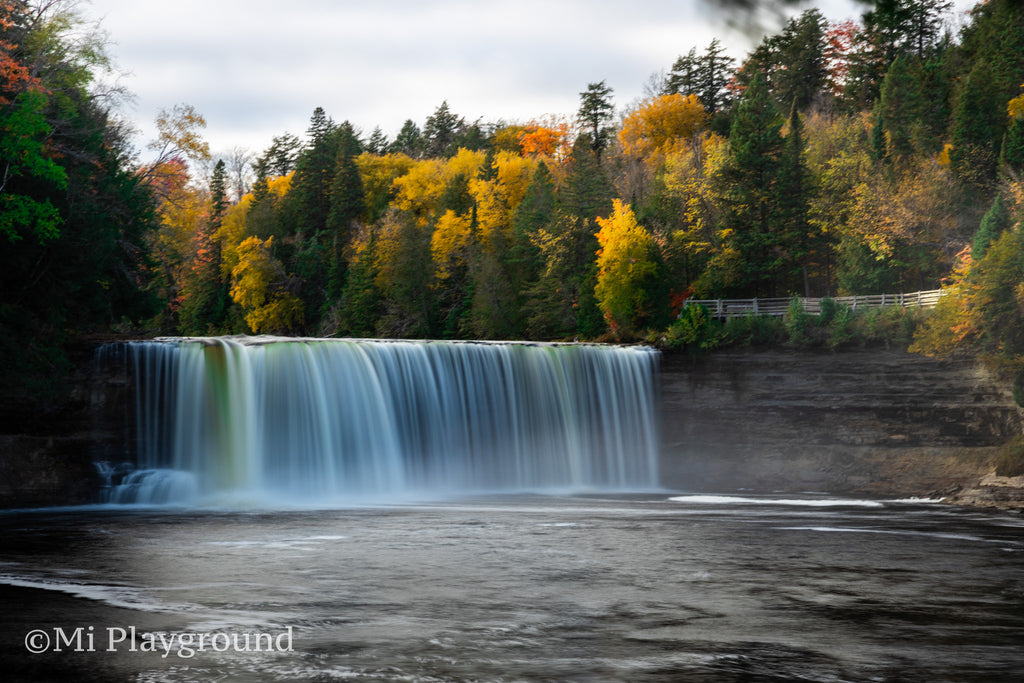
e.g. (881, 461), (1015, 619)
(825, 304), (856, 349)
(995, 436), (1024, 477)
(721, 314), (785, 347)
(784, 297), (815, 349)
(664, 304), (722, 353)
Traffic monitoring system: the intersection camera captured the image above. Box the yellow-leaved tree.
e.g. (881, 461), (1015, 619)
(229, 236), (304, 334)
(594, 199), (665, 334)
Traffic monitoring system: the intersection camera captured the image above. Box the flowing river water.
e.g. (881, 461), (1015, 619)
(2, 494), (1023, 682)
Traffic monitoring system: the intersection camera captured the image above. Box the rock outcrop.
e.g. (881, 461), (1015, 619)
(661, 349), (1024, 508)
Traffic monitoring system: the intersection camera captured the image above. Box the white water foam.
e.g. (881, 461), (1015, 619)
(668, 495), (884, 508)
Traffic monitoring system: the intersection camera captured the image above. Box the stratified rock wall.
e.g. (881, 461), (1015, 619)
(660, 350), (1024, 499)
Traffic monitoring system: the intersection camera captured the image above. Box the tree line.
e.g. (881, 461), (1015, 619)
(2, 0), (1024, 401)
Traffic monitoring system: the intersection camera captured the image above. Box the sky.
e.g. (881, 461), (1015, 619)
(78, 0), (977, 161)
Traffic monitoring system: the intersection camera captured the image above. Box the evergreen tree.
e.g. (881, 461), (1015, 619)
(577, 81), (615, 162)
(950, 60), (1004, 196)
(550, 136), (614, 337)
(973, 193), (1012, 260)
(326, 121), (365, 236)
(422, 101), (463, 158)
(178, 159), (229, 334)
(844, 0), (952, 109)
(878, 55), (925, 161)
(324, 122), (366, 309)
(290, 107), (340, 233)
(735, 11), (826, 114)
(664, 48), (699, 98)
(504, 160), (555, 335)
(714, 72), (788, 297)
(777, 105), (814, 296)
(773, 10), (828, 112)
(337, 233), (382, 337)
(259, 133), (303, 177)
(1002, 114), (1024, 173)
(390, 119), (422, 158)
(957, 0), (1024, 105)
(696, 39), (736, 114)
(366, 126), (389, 155)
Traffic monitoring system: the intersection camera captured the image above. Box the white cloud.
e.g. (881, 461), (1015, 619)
(80, 0), (977, 158)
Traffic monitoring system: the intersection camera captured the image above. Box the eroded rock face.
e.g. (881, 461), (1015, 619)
(0, 341), (129, 509)
(660, 350), (1024, 502)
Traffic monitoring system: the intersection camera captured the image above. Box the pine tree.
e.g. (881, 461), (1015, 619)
(950, 60), (1004, 196)
(178, 159), (229, 335)
(390, 120), (422, 158)
(577, 81), (615, 162)
(696, 39), (736, 114)
(326, 121), (365, 237)
(973, 193), (1012, 260)
(505, 161), (555, 335)
(777, 105), (814, 296)
(879, 55), (925, 161)
(366, 127), (389, 155)
(773, 10), (828, 112)
(957, 0), (1024, 105)
(324, 122), (366, 309)
(715, 72), (787, 297)
(422, 101), (463, 158)
(665, 48), (699, 98)
(844, 0), (952, 109)
(560, 136), (614, 336)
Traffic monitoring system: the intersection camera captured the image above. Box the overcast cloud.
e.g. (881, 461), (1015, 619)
(80, 0), (974, 159)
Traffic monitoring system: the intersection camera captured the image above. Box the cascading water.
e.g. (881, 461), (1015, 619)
(97, 338), (661, 504)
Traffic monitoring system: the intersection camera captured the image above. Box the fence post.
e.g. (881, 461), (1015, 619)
(753, 298), (759, 314)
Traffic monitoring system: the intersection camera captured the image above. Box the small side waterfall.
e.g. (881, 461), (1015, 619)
(98, 338), (661, 504)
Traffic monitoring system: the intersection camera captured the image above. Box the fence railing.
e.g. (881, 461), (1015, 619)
(682, 289), (945, 319)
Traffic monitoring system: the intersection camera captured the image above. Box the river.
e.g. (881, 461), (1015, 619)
(2, 494), (1023, 682)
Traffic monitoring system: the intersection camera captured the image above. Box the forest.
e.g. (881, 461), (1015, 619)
(1, 0), (1023, 403)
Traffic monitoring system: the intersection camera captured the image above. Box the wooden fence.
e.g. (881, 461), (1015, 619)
(682, 289), (945, 319)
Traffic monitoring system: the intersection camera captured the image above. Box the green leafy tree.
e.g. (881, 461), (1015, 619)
(1, 0), (160, 399)
(0, 89), (67, 242)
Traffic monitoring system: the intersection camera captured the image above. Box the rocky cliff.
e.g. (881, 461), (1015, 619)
(660, 349), (1024, 508)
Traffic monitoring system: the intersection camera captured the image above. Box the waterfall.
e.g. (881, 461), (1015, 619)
(98, 338), (661, 504)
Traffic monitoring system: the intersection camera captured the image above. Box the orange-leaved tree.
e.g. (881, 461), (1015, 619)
(619, 93), (706, 160)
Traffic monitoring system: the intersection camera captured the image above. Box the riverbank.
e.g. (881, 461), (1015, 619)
(660, 348), (1024, 511)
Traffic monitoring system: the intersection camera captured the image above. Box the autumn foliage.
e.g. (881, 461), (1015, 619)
(5, 0), (1024, 386)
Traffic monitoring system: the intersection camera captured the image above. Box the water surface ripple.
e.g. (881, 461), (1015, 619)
(2, 495), (1022, 682)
